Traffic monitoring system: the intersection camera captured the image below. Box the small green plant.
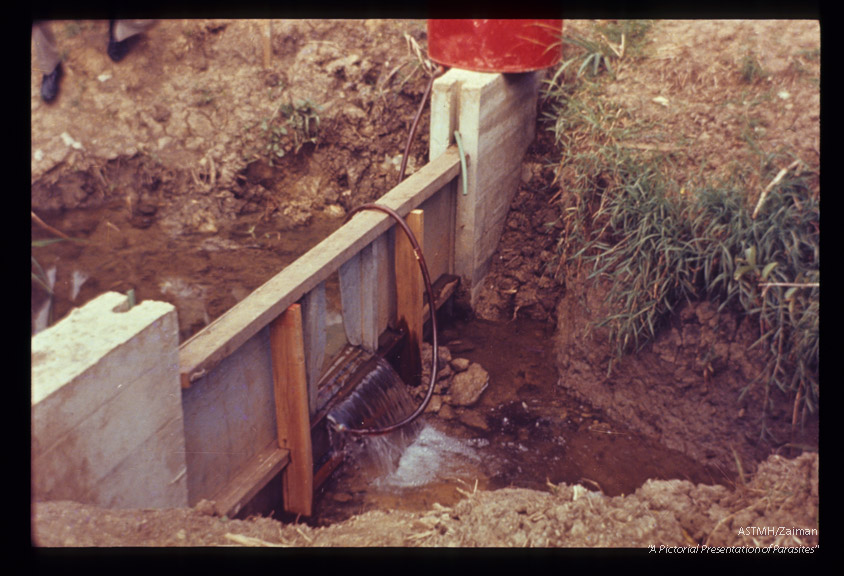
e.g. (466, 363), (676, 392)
(281, 99), (321, 153)
(545, 20), (652, 87)
(260, 117), (289, 161)
(254, 98), (322, 165)
(740, 51), (767, 84)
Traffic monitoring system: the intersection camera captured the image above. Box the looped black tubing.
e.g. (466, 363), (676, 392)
(398, 66), (446, 185)
(336, 203), (438, 436)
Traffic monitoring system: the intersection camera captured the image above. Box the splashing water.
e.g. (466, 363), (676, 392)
(325, 356), (489, 490)
(380, 423), (483, 488)
(327, 357), (424, 476)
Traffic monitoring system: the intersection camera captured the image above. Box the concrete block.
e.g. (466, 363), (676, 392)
(31, 292), (188, 509)
(431, 69), (541, 305)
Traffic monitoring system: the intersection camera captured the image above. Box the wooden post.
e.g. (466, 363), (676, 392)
(396, 209), (424, 387)
(263, 21), (272, 69)
(270, 304), (313, 517)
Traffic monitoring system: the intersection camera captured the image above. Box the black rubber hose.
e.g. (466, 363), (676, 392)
(398, 66), (446, 184)
(334, 66), (447, 436)
(336, 203), (438, 436)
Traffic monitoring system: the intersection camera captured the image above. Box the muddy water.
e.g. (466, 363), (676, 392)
(31, 202), (345, 342)
(311, 317), (730, 526)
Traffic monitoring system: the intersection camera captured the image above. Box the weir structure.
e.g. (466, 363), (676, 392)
(30, 68), (541, 518)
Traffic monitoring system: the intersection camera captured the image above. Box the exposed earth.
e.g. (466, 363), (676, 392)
(31, 20), (820, 549)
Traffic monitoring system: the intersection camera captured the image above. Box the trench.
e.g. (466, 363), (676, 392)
(32, 189), (731, 527)
(306, 315), (729, 526)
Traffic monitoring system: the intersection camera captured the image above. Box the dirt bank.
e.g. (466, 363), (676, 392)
(474, 19), (820, 477)
(33, 451), (818, 548)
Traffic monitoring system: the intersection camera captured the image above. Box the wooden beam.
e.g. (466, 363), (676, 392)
(270, 304), (313, 517)
(396, 209), (424, 387)
(212, 443), (289, 519)
(179, 147), (460, 386)
(262, 21), (272, 69)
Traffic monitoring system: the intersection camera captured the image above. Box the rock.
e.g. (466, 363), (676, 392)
(449, 363), (489, 407)
(421, 343), (453, 383)
(424, 394), (443, 413)
(434, 376), (451, 394)
(438, 404), (456, 419)
(459, 410), (490, 431)
(194, 499), (218, 517)
(435, 364), (453, 382)
(422, 342), (451, 368)
(450, 357), (471, 373)
(324, 203), (346, 218)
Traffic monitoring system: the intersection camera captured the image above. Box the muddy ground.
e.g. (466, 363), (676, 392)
(31, 20), (820, 549)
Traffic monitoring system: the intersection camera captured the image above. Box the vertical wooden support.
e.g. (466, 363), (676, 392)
(301, 283), (326, 416)
(396, 209), (424, 387)
(270, 304), (313, 517)
(421, 182), (457, 281)
(262, 21), (272, 69)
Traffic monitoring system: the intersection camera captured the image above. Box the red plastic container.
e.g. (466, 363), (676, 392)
(427, 19), (563, 73)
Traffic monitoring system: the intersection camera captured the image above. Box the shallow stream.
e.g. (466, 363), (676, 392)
(32, 203), (730, 528)
(310, 317), (729, 526)
(31, 201), (344, 342)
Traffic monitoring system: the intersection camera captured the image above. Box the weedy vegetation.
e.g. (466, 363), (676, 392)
(243, 95), (322, 165)
(541, 21), (819, 434)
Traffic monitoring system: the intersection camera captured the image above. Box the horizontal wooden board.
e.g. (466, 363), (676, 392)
(213, 443), (290, 519)
(179, 147), (461, 386)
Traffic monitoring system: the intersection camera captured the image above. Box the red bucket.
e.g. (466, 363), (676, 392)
(427, 19), (563, 73)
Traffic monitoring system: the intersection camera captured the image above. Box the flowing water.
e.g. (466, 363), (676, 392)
(31, 201), (344, 342)
(311, 316), (729, 526)
(326, 357), (425, 478)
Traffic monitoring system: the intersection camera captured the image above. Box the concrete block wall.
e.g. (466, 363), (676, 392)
(31, 292), (188, 509)
(430, 68), (542, 305)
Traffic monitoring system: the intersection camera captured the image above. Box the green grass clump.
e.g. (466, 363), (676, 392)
(739, 51), (767, 84)
(243, 97), (322, 165)
(575, 166), (818, 417)
(545, 20), (653, 85)
(542, 22), (819, 430)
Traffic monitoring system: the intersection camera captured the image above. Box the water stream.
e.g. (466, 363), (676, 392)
(310, 316), (729, 526)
